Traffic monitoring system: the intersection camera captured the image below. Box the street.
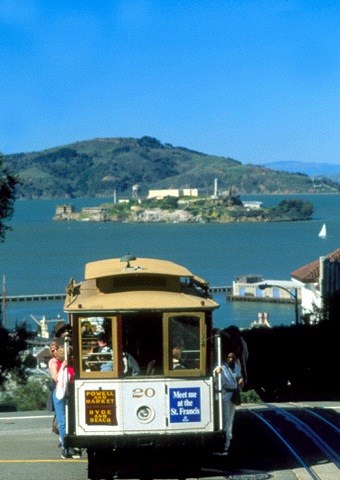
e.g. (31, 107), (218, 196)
(1, 404), (339, 480)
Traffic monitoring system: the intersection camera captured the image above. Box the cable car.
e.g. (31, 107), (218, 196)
(64, 255), (225, 479)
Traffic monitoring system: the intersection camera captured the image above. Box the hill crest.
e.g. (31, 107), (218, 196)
(5, 136), (339, 198)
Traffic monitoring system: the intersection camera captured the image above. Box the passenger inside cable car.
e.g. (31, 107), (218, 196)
(172, 346), (186, 369)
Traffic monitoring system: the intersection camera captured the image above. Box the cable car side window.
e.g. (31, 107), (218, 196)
(78, 316), (120, 378)
(164, 313), (206, 376)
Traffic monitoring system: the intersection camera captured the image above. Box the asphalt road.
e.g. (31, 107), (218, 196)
(0, 411), (87, 480)
(1, 403), (339, 480)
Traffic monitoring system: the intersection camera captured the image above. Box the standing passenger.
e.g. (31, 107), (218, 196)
(214, 351), (244, 455)
(54, 321), (72, 338)
(48, 340), (78, 459)
(224, 325), (249, 385)
(47, 340), (58, 409)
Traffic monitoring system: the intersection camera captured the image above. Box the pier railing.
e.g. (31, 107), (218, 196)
(1, 287), (231, 302)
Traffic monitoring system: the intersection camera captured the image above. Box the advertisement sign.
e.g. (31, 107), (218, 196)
(169, 387), (201, 423)
(85, 389), (117, 425)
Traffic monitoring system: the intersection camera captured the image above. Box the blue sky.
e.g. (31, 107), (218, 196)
(1, 0), (339, 165)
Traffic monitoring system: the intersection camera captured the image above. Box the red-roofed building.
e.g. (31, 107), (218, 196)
(291, 248), (340, 323)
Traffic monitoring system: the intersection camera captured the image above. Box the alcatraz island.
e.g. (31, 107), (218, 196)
(54, 183), (314, 224)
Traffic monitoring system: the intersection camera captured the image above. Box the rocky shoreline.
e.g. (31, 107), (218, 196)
(54, 204), (218, 223)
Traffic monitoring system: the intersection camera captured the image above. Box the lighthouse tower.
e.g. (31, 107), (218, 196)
(212, 178), (218, 198)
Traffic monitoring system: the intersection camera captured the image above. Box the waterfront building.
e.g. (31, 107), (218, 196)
(230, 275), (300, 303)
(291, 248), (340, 323)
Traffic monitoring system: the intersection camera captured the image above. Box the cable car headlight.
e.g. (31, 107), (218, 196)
(136, 405), (155, 423)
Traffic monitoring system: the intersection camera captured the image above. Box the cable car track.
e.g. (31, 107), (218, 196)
(270, 404), (340, 466)
(290, 403), (340, 434)
(247, 403), (340, 480)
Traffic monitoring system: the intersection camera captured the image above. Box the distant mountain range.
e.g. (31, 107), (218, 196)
(4, 137), (340, 198)
(260, 161), (340, 180)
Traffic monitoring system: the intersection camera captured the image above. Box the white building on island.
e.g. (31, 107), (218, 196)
(147, 188), (198, 200)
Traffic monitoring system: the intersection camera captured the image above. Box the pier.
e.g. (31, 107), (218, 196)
(1, 283), (298, 303)
(209, 285), (231, 293)
(1, 293), (66, 303)
(227, 294), (296, 303)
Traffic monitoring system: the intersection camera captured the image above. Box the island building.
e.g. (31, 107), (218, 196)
(54, 205), (109, 222)
(242, 201), (263, 210)
(54, 204), (75, 218)
(147, 188), (198, 200)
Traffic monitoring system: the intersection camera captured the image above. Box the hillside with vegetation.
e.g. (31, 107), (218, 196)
(5, 136), (340, 199)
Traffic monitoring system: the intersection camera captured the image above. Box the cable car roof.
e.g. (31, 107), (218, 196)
(65, 288), (219, 312)
(64, 256), (219, 313)
(85, 257), (199, 280)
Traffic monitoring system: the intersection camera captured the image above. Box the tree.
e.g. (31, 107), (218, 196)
(268, 199), (314, 221)
(160, 196), (179, 210)
(0, 154), (19, 387)
(0, 154), (17, 242)
(0, 322), (32, 387)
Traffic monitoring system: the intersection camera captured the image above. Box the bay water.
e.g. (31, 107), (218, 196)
(1, 194), (339, 332)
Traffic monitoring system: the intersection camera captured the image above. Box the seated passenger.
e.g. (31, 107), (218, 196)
(146, 359), (156, 375)
(98, 334), (113, 371)
(172, 346), (186, 370)
(87, 334), (140, 374)
(87, 333), (113, 371)
(100, 356), (113, 372)
(96, 345), (113, 371)
(123, 351), (140, 376)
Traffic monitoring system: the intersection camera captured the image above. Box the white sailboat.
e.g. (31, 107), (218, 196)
(318, 223), (327, 238)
